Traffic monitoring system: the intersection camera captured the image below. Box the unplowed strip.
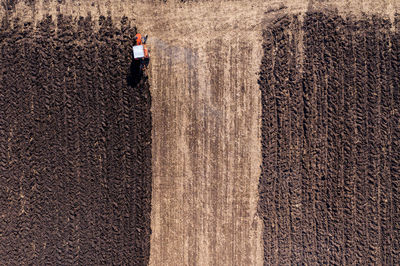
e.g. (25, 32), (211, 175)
(149, 35), (263, 266)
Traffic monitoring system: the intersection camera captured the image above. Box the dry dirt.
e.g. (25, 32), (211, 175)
(1, 0), (400, 265)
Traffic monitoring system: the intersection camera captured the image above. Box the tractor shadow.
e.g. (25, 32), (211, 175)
(127, 59), (144, 87)
(126, 58), (151, 102)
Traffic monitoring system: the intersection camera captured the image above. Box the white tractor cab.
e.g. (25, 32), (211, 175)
(132, 45), (146, 59)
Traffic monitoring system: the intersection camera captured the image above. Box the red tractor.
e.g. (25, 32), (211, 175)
(132, 33), (150, 70)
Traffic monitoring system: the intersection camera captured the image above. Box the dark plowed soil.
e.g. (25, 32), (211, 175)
(0, 15), (151, 265)
(259, 12), (400, 265)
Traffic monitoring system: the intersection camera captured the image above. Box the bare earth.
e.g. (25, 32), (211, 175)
(1, 0), (400, 265)
(140, 1), (399, 265)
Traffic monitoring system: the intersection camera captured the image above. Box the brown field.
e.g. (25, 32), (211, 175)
(0, 0), (399, 265)
(0, 15), (152, 264)
(259, 12), (400, 264)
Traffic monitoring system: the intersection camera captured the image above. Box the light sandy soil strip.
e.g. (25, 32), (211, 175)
(143, 4), (265, 265)
(139, 2), (293, 265)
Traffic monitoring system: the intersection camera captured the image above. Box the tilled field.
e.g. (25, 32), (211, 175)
(0, 16), (152, 265)
(2, 0), (400, 265)
(259, 12), (400, 265)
